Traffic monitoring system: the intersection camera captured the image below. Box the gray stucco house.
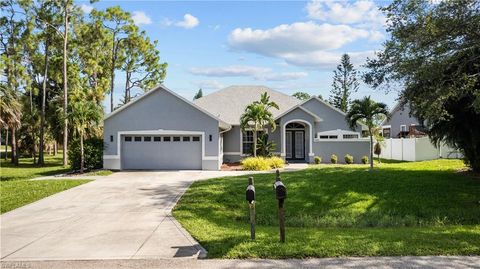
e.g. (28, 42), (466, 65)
(382, 102), (427, 138)
(103, 85), (369, 170)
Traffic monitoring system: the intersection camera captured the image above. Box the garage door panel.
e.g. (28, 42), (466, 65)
(121, 136), (202, 170)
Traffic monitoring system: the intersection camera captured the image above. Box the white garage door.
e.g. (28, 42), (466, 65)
(121, 135), (202, 170)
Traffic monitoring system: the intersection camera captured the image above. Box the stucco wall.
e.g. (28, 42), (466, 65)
(312, 140), (370, 164)
(103, 89), (220, 158)
(302, 98), (362, 133)
(383, 104), (420, 137)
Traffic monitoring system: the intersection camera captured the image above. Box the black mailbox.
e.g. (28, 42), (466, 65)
(273, 180), (286, 200)
(246, 185), (255, 203)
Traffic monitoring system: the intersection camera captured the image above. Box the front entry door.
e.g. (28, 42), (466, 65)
(286, 130), (305, 160)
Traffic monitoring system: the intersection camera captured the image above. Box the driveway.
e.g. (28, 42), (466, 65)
(0, 170), (257, 261)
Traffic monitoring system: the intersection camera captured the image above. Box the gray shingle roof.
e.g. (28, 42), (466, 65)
(193, 85), (301, 125)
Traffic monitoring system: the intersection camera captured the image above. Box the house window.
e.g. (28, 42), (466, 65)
(173, 136), (181, 142)
(400, 125), (407, 132)
(383, 128), (391, 138)
(328, 135), (338, 139)
(163, 136), (171, 142)
(110, 135), (113, 142)
(183, 136), (190, 142)
(144, 136), (151, 142)
(134, 136), (142, 142)
(242, 130), (264, 155)
(209, 135), (212, 141)
(153, 136), (161, 142)
(319, 135), (329, 139)
(125, 136), (132, 142)
(343, 134), (358, 139)
(192, 136), (200, 142)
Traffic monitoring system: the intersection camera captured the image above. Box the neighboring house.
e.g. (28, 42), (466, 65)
(103, 85), (369, 170)
(381, 102), (427, 138)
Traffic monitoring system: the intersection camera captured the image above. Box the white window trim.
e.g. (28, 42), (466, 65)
(281, 119), (314, 157)
(239, 128), (267, 156)
(400, 124), (407, 132)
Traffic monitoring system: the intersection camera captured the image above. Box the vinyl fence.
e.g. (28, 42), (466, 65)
(379, 137), (462, 161)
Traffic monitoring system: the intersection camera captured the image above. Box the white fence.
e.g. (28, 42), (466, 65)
(380, 137), (462, 161)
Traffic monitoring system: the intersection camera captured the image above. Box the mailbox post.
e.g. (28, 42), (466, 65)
(273, 170), (286, 243)
(246, 176), (256, 240)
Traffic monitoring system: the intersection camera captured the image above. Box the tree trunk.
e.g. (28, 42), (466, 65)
(4, 128), (8, 160)
(11, 128), (16, 164)
(62, 2), (69, 167)
(80, 132), (84, 173)
(110, 33), (117, 112)
(369, 130), (374, 171)
(253, 130), (257, 157)
(54, 140), (57, 156)
(39, 40), (49, 166)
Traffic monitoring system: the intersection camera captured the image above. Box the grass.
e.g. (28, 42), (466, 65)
(1, 152), (91, 213)
(0, 179), (91, 213)
(1, 153), (69, 181)
(173, 159), (480, 258)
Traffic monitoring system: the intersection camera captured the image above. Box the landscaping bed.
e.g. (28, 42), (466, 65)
(173, 159), (480, 258)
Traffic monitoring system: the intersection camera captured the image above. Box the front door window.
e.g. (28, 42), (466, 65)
(286, 130), (305, 160)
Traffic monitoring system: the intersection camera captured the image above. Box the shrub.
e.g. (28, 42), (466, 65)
(330, 154), (338, 164)
(69, 137), (104, 171)
(361, 155), (369, 164)
(241, 156), (285, 170)
(345, 154), (354, 164)
(314, 156), (321, 164)
(267, 156), (285, 169)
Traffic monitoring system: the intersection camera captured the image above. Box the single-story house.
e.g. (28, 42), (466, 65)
(103, 85), (370, 170)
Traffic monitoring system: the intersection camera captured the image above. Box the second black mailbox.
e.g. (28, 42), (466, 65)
(246, 185), (255, 203)
(273, 181), (286, 200)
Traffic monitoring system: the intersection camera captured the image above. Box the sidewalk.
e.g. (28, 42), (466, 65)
(1, 256), (478, 269)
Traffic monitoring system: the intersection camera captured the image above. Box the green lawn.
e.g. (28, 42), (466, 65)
(173, 159), (480, 258)
(1, 154), (70, 181)
(1, 153), (91, 213)
(0, 179), (91, 213)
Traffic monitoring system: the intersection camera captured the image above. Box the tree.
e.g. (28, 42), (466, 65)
(0, 85), (22, 165)
(374, 142), (382, 163)
(193, 88), (203, 100)
(346, 96), (389, 171)
(68, 93), (102, 173)
(292, 91), (310, 101)
(364, 0), (480, 172)
(120, 31), (166, 104)
(240, 92), (279, 157)
(93, 6), (135, 112)
(329, 54), (359, 112)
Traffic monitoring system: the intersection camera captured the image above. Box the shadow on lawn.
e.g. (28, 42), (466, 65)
(175, 166), (480, 228)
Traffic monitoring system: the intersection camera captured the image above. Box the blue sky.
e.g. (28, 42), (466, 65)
(78, 0), (400, 110)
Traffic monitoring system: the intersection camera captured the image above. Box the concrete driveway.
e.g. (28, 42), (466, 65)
(1, 170), (257, 261)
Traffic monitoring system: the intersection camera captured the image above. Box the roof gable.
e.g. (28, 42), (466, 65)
(104, 84), (230, 129)
(193, 85), (300, 125)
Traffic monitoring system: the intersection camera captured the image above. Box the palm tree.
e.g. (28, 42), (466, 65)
(68, 99), (102, 173)
(0, 85), (22, 165)
(240, 92), (279, 157)
(346, 96), (389, 171)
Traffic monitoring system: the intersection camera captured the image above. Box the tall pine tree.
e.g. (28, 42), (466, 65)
(329, 54), (359, 112)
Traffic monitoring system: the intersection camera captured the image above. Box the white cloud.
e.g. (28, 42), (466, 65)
(256, 72), (308, 81)
(228, 21), (377, 68)
(175, 14), (199, 29)
(132, 11), (152, 26)
(195, 80), (225, 90)
(189, 65), (270, 77)
(189, 65), (308, 81)
(80, 4), (93, 14)
(229, 22), (369, 55)
(305, 0), (385, 28)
